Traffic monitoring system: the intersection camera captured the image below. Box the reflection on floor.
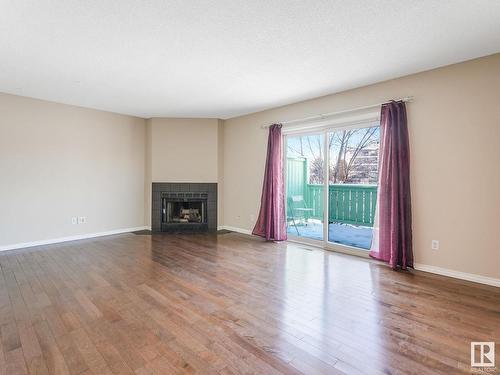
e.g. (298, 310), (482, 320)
(1, 232), (498, 374)
(287, 220), (373, 249)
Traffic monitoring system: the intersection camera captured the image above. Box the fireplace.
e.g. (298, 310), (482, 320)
(162, 192), (207, 231)
(152, 183), (217, 233)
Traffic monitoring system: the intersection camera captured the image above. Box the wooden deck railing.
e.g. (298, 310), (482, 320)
(304, 184), (378, 227)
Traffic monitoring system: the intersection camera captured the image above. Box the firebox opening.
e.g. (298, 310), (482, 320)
(164, 200), (206, 224)
(154, 187), (215, 233)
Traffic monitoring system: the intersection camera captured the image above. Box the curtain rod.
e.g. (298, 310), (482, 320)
(261, 96), (413, 129)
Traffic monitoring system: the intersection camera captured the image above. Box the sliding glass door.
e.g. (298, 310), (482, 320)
(285, 121), (380, 251)
(285, 133), (325, 241)
(327, 124), (379, 249)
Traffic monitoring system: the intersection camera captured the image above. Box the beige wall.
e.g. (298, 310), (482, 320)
(144, 118), (153, 226)
(223, 54), (500, 279)
(0, 100), (223, 239)
(0, 93), (146, 247)
(144, 117), (222, 226)
(217, 119), (225, 226)
(149, 118), (219, 182)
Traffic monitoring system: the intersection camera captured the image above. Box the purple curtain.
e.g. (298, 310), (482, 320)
(370, 101), (413, 269)
(252, 124), (287, 241)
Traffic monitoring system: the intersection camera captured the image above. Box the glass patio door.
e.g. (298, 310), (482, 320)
(327, 124), (380, 249)
(285, 132), (325, 241)
(285, 121), (380, 251)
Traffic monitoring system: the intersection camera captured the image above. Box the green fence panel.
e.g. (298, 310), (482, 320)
(286, 157), (378, 227)
(325, 184), (378, 227)
(286, 157), (307, 198)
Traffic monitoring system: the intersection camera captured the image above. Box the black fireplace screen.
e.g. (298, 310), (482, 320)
(161, 192), (208, 224)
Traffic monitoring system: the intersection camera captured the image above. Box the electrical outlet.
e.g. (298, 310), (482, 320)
(71, 217), (78, 225)
(78, 216), (87, 224)
(431, 240), (439, 250)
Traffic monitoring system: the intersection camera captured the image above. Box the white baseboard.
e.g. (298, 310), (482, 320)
(414, 263), (500, 288)
(219, 225), (253, 235)
(0, 226), (149, 252)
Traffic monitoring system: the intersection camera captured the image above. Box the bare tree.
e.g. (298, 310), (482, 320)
(330, 127), (379, 183)
(288, 135), (325, 184)
(343, 127), (378, 182)
(332, 130), (354, 183)
(287, 128), (379, 185)
(309, 157), (324, 184)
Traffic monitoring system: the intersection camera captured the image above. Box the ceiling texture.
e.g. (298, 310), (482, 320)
(1, 0), (500, 119)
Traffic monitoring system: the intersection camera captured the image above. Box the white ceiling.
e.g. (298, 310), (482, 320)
(1, 1), (500, 119)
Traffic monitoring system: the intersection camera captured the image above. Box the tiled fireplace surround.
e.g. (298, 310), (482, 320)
(151, 182), (217, 232)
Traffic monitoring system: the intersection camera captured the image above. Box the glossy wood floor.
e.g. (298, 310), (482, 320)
(0, 232), (499, 375)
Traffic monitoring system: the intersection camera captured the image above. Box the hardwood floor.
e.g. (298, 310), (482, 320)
(0, 232), (498, 374)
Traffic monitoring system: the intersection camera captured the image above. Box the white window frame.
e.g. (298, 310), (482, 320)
(283, 110), (380, 258)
